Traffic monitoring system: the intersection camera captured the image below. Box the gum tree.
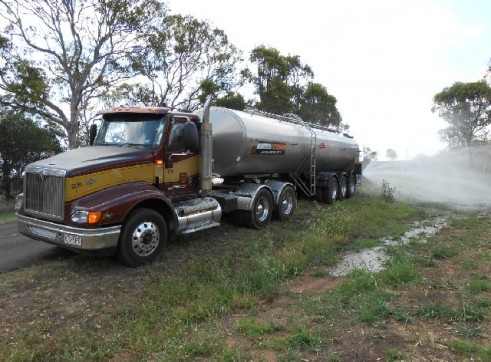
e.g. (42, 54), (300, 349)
(432, 80), (491, 147)
(108, 14), (243, 111)
(0, 0), (166, 148)
(246, 46), (343, 128)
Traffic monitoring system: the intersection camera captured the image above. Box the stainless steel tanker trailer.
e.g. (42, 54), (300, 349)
(197, 106), (361, 227)
(16, 99), (362, 266)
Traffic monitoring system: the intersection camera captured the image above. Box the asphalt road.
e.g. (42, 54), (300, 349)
(0, 221), (73, 272)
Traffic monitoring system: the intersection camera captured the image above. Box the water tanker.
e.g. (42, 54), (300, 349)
(16, 100), (362, 267)
(201, 107), (359, 177)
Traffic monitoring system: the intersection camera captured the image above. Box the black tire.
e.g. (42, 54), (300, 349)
(339, 174), (348, 200)
(239, 188), (273, 229)
(118, 208), (167, 267)
(316, 187), (324, 203)
(274, 185), (297, 221)
(347, 173), (356, 198)
(326, 177), (339, 205)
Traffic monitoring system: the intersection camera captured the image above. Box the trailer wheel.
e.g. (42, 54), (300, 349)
(339, 174), (348, 200)
(274, 185), (296, 221)
(118, 208), (167, 267)
(326, 177), (339, 204)
(347, 173), (356, 198)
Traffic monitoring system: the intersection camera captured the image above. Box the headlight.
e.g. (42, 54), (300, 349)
(71, 210), (102, 224)
(14, 194), (24, 212)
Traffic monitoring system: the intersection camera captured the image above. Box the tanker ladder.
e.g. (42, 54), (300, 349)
(284, 113), (317, 197)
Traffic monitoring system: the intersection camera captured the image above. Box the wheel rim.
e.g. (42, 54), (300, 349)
(255, 197), (270, 223)
(131, 221), (160, 257)
(331, 187), (337, 201)
(280, 192), (294, 216)
(330, 181), (338, 201)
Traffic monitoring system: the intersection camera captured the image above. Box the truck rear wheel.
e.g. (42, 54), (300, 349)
(274, 185), (296, 221)
(347, 173), (356, 197)
(339, 174), (348, 200)
(236, 188), (273, 229)
(118, 208), (167, 267)
(326, 177), (339, 204)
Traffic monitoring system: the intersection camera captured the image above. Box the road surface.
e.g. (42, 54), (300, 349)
(0, 222), (73, 272)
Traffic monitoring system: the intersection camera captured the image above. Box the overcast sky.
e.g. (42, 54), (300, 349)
(166, 0), (490, 160)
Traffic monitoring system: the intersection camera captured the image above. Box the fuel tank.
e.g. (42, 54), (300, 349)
(197, 107), (359, 177)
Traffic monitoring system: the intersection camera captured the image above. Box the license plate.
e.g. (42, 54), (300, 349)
(64, 234), (82, 247)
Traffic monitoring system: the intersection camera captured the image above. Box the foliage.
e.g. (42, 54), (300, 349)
(245, 45), (343, 128)
(386, 148), (397, 161)
(298, 83), (341, 128)
(381, 179), (396, 203)
(432, 81), (491, 147)
(107, 14), (242, 112)
(213, 91), (246, 110)
(0, 0), (166, 148)
(0, 110), (62, 200)
(362, 146), (378, 161)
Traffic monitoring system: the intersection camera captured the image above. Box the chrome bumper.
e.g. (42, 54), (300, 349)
(16, 213), (121, 251)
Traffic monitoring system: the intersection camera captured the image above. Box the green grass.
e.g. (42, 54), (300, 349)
(237, 317), (283, 339)
(1, 193), (490, 361)
(0, 200), (15, 223)
(0, 210), (15, 224)
(445, 339), (491, 360)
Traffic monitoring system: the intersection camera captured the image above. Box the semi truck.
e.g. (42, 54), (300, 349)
(15, 100), (361, 267)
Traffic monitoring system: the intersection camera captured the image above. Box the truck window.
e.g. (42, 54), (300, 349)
(167, 121), (187, 152)
(95, 115), (166, 148)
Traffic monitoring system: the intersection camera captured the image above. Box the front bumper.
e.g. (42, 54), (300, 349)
(16, 213), (121, 251)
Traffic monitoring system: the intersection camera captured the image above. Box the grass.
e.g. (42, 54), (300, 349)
(0, 199), (15, 224)
(1, 191), (490, 361)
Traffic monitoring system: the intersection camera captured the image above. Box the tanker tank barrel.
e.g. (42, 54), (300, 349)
(195, 106), (360, 179)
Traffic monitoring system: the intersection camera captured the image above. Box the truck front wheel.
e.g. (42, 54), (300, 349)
(118, 208), (167, 267)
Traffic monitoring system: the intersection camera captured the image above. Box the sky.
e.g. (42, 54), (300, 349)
(166, 0), (491, 160)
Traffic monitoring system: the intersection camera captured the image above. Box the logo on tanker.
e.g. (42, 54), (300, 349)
(251, 142), (286, 155)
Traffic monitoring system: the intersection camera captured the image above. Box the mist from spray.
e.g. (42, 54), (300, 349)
(361, 147), (491, 208)
(330, 147), (491, 277)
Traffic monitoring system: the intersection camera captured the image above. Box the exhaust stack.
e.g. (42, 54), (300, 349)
(200, 96), (213, 195)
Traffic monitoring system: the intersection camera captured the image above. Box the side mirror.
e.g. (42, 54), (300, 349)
(183, 122), (199, 152)
(89, 124), (97, 146)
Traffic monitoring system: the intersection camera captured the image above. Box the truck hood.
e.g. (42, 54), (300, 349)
(26, 146), (156, 177)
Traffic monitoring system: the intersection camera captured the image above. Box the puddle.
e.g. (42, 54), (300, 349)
(330, 246), (389, 277)
(381, 217), (447, 246)
(330, 217), (448, 277)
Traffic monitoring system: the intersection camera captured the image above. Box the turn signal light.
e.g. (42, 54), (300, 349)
(88, 211), (102, 224)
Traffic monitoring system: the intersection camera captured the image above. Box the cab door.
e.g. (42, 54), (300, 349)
(162, 117), (200, 196)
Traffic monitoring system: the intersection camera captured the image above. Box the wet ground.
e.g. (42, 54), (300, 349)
(330, 216), (449, 277)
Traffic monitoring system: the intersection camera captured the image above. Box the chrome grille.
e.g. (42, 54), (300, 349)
(24, 171), (65, 220)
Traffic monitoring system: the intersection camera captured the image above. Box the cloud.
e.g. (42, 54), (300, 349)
(167, 0), (491, 159)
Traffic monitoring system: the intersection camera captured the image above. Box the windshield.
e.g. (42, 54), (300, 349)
(94, 114), (166, 148)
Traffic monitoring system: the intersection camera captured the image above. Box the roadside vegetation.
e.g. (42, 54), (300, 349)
(0, 200), (14, 224)
(0, 188), (490, 361)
